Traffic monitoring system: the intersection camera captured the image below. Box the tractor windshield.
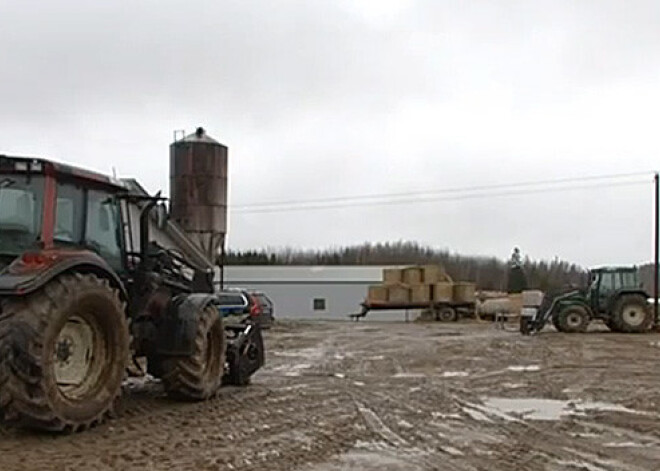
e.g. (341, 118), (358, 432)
(0, 174), (44, 255)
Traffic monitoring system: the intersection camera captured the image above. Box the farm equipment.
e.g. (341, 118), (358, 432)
(351, 266), (477, 322)
(520, 266), (654, 335)
(351, 300), (476, 322)
(0, 155), (264, 432)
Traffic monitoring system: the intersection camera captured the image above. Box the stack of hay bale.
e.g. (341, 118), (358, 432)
(366, 265), (476, 305)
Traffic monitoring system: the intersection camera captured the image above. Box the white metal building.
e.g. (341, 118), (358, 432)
(224, 265), (409, 321)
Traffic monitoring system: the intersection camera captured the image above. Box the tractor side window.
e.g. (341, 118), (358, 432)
(85, 190), (122, 269)
(600, 273), (615, 292)
(0, 175), (43, 253)
(55, 183), (83, 243)
(620, 272), (636, 288)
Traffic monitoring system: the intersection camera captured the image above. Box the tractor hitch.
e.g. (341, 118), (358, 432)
(223, 322), (265, 386)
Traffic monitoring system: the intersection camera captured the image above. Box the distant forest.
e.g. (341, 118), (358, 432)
(226, 241), (589, 292)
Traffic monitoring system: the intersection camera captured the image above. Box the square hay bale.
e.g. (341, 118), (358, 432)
(387, 285), (411, 304)
(402, 267), (423, 285)
(421, 265), (446, 284)
(453, 282), (476, 303)
(507, 293), (524, 314)
(434, 282), (454, 302)
(382, 268), (403, 285)
(410, 284), (432, 303)
(522, 290), (544, 307)
(367, 285), (388, 303)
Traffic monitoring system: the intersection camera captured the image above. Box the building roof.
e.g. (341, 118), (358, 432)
(224, 265), (404, 283)
(176, 127), (225, 146)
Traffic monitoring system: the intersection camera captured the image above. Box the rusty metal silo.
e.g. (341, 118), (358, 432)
(170, 127), (227, 265)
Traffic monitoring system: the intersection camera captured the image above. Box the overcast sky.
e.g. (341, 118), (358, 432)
(1, 0), (659, 267)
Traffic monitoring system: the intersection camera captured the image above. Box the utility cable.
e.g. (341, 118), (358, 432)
(233, 178), (649, 214)
(232, 170), (652, 210)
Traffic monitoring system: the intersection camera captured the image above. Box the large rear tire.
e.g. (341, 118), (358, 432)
(0, 274), (129, 432)
(157, 306), (226, 400)
(555, 306), (589, 333)
(611, 294), (653, 333)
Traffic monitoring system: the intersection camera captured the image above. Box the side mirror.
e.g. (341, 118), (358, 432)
(155, 203), (168, 229)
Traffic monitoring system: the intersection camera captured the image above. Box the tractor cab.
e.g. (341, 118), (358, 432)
(0, 155), (126, 268)
(587, 267), (641, 314)
(0, 154), (265, 433)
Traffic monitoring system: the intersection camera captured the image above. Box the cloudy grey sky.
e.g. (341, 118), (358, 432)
(1, 0), (659, 266)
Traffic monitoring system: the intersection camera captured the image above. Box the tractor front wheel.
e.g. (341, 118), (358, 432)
(555, 306), (589, 333)
(0, 274), (129, 432)
(611, 294), (653, 333)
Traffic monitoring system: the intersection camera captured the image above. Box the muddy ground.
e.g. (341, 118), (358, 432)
(2, 319), (660, 470)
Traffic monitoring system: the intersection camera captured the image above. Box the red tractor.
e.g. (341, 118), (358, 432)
(0, 155), (264, 432)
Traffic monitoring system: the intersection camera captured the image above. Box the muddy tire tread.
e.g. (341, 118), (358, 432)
(0, 274), (128, 432)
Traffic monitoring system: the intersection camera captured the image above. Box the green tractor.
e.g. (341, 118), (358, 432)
(521, 266), (655, 334)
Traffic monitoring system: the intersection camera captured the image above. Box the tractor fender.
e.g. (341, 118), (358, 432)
(606, 289), (651, 313)
(0, 250), (127, 301)
(556, 299), (592, 316)
(155, 293), (219, 356)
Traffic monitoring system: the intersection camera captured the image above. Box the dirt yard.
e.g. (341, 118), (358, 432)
(1, 320), (660, 470)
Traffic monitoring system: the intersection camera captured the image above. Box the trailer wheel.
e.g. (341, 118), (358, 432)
(158, 306), (225, 400)
(0, 274), (128, 432)
(611, 294), (653, 333)
(436, 307), (458, 322)
(555, 306), (589, 333)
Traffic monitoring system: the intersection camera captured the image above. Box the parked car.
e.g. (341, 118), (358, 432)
(216, 290), (249, 317)
(247, 290), (275, 329)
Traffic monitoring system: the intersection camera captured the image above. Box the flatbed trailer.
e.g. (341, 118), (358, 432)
(350, 301), (476, 322)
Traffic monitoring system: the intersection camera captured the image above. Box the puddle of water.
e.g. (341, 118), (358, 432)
(473, 397), (644, 421)
(502, 382), (525, 389)
(306, 449), (425, 471)
(441, 371), (469, 378)
(364, 355), (385, 361)
(462, 407), (492, 422)
(393, 372), (425, 378)
(555, 459), (608, 471)
(431, 412), (462, 420)
(604, 441), (645, 448)
(482, 397), (567, 421)
(274, 362), (313, 377)
(507, 365), (541, 372)
(272, 347), (326, 359)
(442, 446), (464, 456)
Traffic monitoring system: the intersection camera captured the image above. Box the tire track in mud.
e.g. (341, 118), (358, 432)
(2, 322), (660, 470)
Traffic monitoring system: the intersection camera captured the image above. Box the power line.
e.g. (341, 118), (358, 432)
(233, 178), (649, 214)
(231, 170), (652, 210)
